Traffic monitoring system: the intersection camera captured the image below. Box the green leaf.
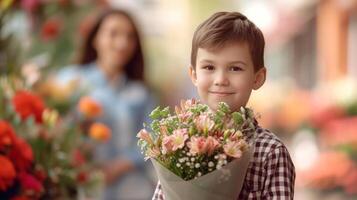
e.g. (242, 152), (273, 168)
(151, 120), (160, 133)
(149, 106), (170, 120)
(232, 112), (243, 126)
(217, 102), (230, 113)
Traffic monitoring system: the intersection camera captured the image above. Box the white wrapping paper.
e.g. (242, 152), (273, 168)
(151, 146), (254, 200)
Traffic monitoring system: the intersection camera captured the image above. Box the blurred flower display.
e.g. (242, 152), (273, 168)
(1, 0), (105, 72)
(250, 78), (357, 198)
(0, 75), (109, 199)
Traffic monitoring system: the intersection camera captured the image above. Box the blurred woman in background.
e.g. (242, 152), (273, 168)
(57, 8), (157, 200)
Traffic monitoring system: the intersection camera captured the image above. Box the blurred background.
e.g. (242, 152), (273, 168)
(1, 0), (357, 199)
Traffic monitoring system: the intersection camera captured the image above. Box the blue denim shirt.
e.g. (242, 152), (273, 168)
(57, 62), (157, 199)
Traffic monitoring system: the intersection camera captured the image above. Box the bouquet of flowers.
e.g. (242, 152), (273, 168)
(137, 99), (257, 200)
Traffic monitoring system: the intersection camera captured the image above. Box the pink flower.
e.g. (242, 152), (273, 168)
(188, 136), (220, 156)
(187, 136), (207, 155)
(162, 129), (188, 154)
(175, 99), (196, 121)
(162, 136), (174, 154)
(177, 112), (193, 122)
(171, 129), (188, 150)
(194, 114), (214, 132)
(230, 130), (243, 141)
(223, 141), (243, 158)
(21, 0), (40, 13)
(145, 146), (161, 160)
(136, 129), (153, 145)
(179, 99), (197, 112)
(205, 136), (220, 155)
(159, 125), (169, 136)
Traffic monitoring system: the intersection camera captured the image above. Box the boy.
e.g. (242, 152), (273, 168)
(152, 12), (295, 199)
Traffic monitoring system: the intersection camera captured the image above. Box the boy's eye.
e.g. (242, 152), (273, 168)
(202, 65), (215, 70)
(229, 66), (243, 71)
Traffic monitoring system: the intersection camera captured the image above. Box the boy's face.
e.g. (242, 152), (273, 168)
(189, 42), (266, 112)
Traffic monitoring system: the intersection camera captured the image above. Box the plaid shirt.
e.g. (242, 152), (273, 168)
(152, 126), (296, 200)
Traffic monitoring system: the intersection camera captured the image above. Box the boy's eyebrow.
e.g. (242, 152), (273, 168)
(199, 59), (215, 64)
(199, 59), (248, 66)
(228, 61), (248, 66)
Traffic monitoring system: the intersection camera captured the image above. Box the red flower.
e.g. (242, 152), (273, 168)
(0, 155), (16, 191)
(71, 149), (86, 167)
(76, 171), (88, 184)
(320, 116), (357, 146)
(34, 168), (46, 182)
(310, 103), (345, 129)
(11, 196), (31, 200)
(18, 172), (43, 193)
(0, 120), (17, 151)
(339, 167), (357, 195)
(40, 18), (62, 41)
(58, 0), (70, 7)
(9, 137), (34, 172)
(12, 90), (45, 123)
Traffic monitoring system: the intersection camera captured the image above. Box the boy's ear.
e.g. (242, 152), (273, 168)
(253, 67), (266, 90)
(189, 65), (198, 86)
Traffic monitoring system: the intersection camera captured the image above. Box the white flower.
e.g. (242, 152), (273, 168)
(208, 161), (214, 168)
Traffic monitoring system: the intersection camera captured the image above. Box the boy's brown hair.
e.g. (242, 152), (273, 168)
(191, 12), (265, 72)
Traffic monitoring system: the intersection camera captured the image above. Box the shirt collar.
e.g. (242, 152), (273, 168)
(87, 62), (128, 89)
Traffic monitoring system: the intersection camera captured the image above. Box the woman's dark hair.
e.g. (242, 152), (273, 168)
(78, 9), (145, 81)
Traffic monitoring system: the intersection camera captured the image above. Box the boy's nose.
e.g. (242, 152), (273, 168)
(214, 71), (229, 86)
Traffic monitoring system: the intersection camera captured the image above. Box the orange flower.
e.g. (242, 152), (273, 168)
(0, 120), (17, 151)
(78, 96), (102, 118)
(0, 155), (16, 191)
(12, 90), (45, 123)
(89, 123), (111, 142)
(277, 90), (311, 131)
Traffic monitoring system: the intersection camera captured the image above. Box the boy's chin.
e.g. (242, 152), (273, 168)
(207, 101), (243, 112)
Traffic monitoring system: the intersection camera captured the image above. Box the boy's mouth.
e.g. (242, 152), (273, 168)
(209, 91), (235, 97)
